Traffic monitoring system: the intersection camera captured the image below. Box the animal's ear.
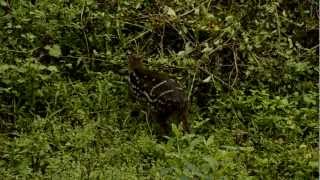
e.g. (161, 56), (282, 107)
(127, 50), (139, 60)
(127, 50), (133, 56)
(127, 51), (136, 63)
(128, 53), (143, 62)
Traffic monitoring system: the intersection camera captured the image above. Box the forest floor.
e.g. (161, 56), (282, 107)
(0, 0), (318, 179)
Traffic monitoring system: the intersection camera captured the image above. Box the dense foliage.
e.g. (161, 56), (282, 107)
(0, 0), (318, 179)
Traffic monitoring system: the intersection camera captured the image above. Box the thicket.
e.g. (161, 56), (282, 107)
(0, 0), (318, 179)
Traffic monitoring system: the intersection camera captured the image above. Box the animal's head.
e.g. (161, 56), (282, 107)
(128, 52), (143, 71)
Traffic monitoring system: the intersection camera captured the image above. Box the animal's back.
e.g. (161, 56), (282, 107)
(127, 54), (190, 133)
(129, 68), (187, 115)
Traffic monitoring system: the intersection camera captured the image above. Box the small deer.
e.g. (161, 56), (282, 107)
(128, 54), (190, 136)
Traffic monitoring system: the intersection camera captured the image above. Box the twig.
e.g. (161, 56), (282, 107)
(199, 66), (235, 91)
(188, 62), (198, 101)
(179, 0), (210, 17)
(80, 3), (90, 56)
(59, 55), (106, 62)
(0, 49), (32, 54)
(275, 6), (281, 43)
(123, 21), (152, 31)
(142, 110), (153, 136)
(127, 30), (151, 44)
(160, 24), (165, 55)
(231, 44), (239, 87)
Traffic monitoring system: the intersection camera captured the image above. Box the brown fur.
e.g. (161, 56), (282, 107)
(128, 54), (190, 135)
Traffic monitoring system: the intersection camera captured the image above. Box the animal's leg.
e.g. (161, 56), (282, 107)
(180, 110), (190, 133)
(151, 112), (170, 137)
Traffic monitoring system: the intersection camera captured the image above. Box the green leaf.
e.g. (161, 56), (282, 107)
(171, 124), (182, 137)
(45, 44), (61, 58)
(47, 65), (58, 72)
(165, 6), (176, 18)
(0, 0), (7, 7)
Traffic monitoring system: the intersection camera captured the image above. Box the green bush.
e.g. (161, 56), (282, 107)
(0, 0), (318, 179)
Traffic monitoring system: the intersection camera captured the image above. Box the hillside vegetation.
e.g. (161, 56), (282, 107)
(0, 0), (318, 179)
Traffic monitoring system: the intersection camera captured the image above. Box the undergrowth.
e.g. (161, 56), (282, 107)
(0, 0), (318, 179)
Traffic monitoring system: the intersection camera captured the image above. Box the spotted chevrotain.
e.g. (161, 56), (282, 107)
(128, 54), (190, 135)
